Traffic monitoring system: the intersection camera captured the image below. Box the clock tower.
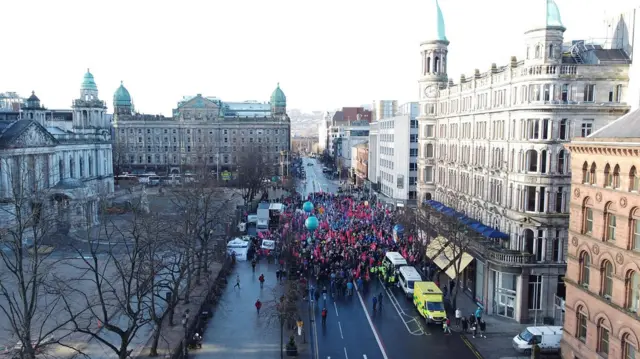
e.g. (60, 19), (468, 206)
(417, 0), (449, 204)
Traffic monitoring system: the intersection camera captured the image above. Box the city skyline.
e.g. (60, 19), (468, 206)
(1, 0), (635, 116)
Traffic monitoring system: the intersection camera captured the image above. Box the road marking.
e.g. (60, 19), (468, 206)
(334, 301), (339, 316)
(363, 356), (367, 359)
(378, 277), (427, 336)
(343, 347), (349, 359)
(354, 281), (389, 359)
(338, 321), (344, 339)
(461, 334), (484, 359)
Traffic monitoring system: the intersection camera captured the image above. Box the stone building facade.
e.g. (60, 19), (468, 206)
(416, 0), (632, 322)
(0, 69), (114, 237)
(112, 83), (291, 176)
(562, 109), (640, 359)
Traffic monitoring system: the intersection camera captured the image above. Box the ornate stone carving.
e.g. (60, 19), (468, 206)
(595, 192), (603, 203)
(616, 252), (624, 265)
(14, 125), (55, 147)
(592, 244), (600, 255)
(571, 237), (579, 247)
(620, 197), (628, 208)
(574, 188), (580, 198)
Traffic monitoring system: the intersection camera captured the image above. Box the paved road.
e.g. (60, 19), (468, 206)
(299, 160), (480, 359)
(300, 158), (339, 196)
(194, 260), (287, 359)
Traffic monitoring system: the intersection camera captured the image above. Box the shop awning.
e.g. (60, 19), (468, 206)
(445, 252), (474, 279)
(433, 245), (456, 270)
(426, 236), (449, 259)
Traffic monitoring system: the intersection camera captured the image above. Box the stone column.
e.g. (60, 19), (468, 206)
(516, 270), (530, 322)
(534, 188), (540, 212)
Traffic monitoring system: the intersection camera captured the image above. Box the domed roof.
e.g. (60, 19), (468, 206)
(545, 0), (563, 28)
(424, 0), (447, 42)
(81, 68), (98, 91)
(113, 81), (132, 107)
(53, 178), (86, 190)
(27, 91), (40, 102)
(270, 83), (286, 107)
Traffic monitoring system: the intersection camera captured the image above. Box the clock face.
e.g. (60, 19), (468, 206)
(424, 84), (438, 98)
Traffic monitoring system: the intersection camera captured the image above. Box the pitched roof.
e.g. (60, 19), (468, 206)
(588, 109), (640, 138)
(0, 119), (58, 148)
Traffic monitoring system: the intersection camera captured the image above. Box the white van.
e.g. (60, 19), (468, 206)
(382, 252), (408, 273)
(512, 326), (563, 355)
(398, 266), (423, 298)
(256, 219), (269, 233)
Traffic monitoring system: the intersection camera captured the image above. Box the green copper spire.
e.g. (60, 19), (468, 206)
(270, 83), (286, 107)
(81, 68), (98, 91)
(426, 0), (447, 42)
(113, 81), (132, 107)
(545, 0), (563, 28)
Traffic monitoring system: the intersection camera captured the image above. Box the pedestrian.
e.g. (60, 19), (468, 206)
(478, 319), (487, 338)
(461, 316), (469, 333)
(234, 274), (241, 289)
(455, 308), (462, 326)
(471, 320), (478, 338)
(276, 269), (281, 282)
(296, 318), (304, 336)
(321, 308), (327, 325)
(259, 274), (265, 288)
(255, 299), (262, 314)
(475, 306), (483, 321)
(443, 318), (451, 335)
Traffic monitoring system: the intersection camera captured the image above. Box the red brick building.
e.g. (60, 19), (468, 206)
(562, 109), (640, 359)
(342, 107), (372, 123)
(354, 143), (368, 186)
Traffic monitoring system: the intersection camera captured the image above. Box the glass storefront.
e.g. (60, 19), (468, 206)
(475, 261), (484, 303)
(492, 270), (516, 319)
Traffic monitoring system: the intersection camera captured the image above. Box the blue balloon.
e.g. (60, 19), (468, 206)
(305, 216), (319, 231)
(302, 201), (314, 213)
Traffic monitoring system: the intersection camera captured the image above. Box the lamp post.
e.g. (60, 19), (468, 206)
(182, 309), (190, 359)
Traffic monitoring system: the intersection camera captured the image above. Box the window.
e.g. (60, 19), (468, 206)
(604, 164), (613, 187)
(623, 335), (637, 359)
(584, 207), (594, 234)
(602, 260), (614, 298)
(409, 163), (417, 171)
(590, 162), (597, 185)
(598, 320), (610, 356)
(631, 209), (640, 251)
(579, 252), (590, 286)
(582, 162), (589, 184)
(576, 307), (588, 343)
(410, 134), (418, 143)
(613, 165), (621, 189)
(559, 119), (568, 140)
(526, 150), (538, 172)
(557, 150), (565, 174)
(609, 85), (622, 102)
(630, 166), (639, 192)
(626, 271), (640, 312)
(424, 125), (434, 137)
(425, 144), (434, 158)
(423, 166), (433, 182)
(561, 84), (569, 102)
(584, 84), (595, 102)
(581, 120), (594, 137)
(410, 148), (418, 157)
(605, 203), (617, 241)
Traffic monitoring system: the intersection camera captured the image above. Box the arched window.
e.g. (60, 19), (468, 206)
(630, 208), (640, 250)
(425, 144), (434, 158)
(601, 260), (614, 298)
(426, 57), (431, 74)
(540, 149), (547, 173)
(597, 318), (610, 356)
(613, 165), (620, 188)
(526, 150), (538, 172)
(559, 118), (568, 139)
(535, 45), (541, 58)
(622, 334), (638, 359)
(434, 56), (440, 73)
(605, 202), (617, 242)
(583, 197), (594, 234)
(576, 305), (588, 343)
(582, 161), (589, 183)
(626, 271), (640, 313)
(604, 164), (612, 187)
(590, 162), (597, 185)
(579, 251), (591, 287)
(631, 166), (639, 192)
(557, 150), (565, 174)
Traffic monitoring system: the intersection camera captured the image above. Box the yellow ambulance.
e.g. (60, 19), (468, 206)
(412, 281), (447, 325)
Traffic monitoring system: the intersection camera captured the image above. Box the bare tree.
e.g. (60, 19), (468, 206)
(0, 156), (73, 359)
(57, 197), (158, 359)
(111, 139), (129, 181)
(236, 145), (272, 203)
(263, 279), (303, 359)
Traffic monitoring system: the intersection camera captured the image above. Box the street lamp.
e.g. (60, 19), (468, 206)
(182, 309), (190, 359)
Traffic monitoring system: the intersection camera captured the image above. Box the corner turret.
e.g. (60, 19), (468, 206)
(270, 83), (287, 116)
(523, 0), (565, 65)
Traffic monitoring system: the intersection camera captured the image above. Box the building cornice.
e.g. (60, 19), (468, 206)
(565, 141), (640, 155)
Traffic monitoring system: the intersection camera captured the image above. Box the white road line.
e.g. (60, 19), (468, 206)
(363, 356), (368, 359)
(354, 281), (389, 359)
(338, 321), (344, 339)
(344, 347), (349, 359)
(379, 277), (426, 336)
(334, 301), (339, 316)
(312, 300), (320, 359)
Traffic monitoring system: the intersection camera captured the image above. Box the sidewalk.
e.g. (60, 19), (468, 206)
(439, 273), (527, 359)
(46, 262), (224, 359)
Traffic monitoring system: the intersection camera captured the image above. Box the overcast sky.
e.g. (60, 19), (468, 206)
(1, 0), (636, 115)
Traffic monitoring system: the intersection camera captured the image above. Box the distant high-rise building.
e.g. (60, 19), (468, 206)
(373, 100), (398, 121)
